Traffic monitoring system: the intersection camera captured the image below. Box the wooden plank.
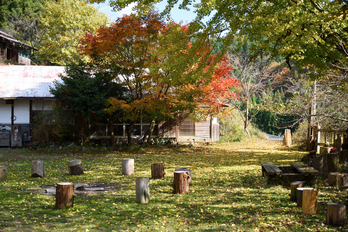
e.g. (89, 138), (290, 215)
(261, 162), (282, 175)
(291, 162), (319, 176)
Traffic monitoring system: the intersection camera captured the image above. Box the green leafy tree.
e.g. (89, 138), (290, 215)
(50, 63), (126, 145)
(89, 0), (348, 74)
(38, 0), (109, 65)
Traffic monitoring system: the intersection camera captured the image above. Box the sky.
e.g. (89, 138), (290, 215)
(92, 1), (198, 24)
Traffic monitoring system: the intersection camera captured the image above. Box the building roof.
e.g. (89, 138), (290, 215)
(0, 31), (35, 50)
(0, 66), (65, 99)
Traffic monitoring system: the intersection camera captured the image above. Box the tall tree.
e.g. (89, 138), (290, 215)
(89, 0), (348, 75)
(37, 0), (109, 65)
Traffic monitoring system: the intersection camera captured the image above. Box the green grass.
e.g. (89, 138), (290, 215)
(0, 141), (347, 231)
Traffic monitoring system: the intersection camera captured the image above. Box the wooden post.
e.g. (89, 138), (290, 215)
(336, 173), (348, 188)
(151, 163), (165, 179)
(136, 178), (150, 204)
(173, 171), (190, 194)
(0, 166), (7, 180)
(55, 182), (74, 209)
(122, 158), (134, 175)
(290, 181), (305, 202)
(68, 160), (84, 175)
(326, 203), (346, 226)
(283, 129), (292, 147)
(302, 188), (318, 214)
(297, 187), (313, 207)
(328, 172), (340, 186)
(31, 160), (45, 178)
(327, 153), (340, 176)
(175, 167), (192, 184)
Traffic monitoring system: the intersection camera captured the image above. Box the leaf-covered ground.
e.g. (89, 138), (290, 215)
(0, 141), (347, 231)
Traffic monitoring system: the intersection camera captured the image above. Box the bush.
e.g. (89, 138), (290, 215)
(292, 120), (308, 148)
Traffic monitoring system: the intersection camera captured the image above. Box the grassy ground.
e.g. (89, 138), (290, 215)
(0, 140), (347, 231)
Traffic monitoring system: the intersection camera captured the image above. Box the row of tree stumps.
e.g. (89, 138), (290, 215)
(290, 181), (346, 226)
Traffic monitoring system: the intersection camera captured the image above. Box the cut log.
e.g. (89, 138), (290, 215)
(173, 171), (190, 194)
(302, 188), (318, 214)
(283, 129), (292, 147)
(326, 202), (346, 226)
(290, 181), (305, 202)
(68, 160), (84, 175)
(31, 160), (45, 178)
(151, 163), (165, 179)
(297, 187), (313, 207)
(136, 178), (150, 204)
(327, 153), (339, 177)
(122, 158), (134, 175)
(328, 172), (340, 186)
(55, 182), (74, 209)
(0, 166), (7, 180)
(336, 173), (348, 188)
(175, 167), (192, 184)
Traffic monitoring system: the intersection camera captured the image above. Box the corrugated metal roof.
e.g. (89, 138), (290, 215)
(0, 66), (65, 98)
(0, 31), (35, 49)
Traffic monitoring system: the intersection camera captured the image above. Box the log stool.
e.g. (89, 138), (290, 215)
(55, 182), (74, 209)
(122, 158), (134, 175)
(326, 203), (346, 226)
(290, 181), (305, 202)
(0, 166), (7, 180)
(297, 187), (313, 207)
(302, 188), (318, 214)
(31, 160), (45, 178)
(68, 160), (84, 175)
(173, 170), (190, 194)
(175, 167), (192, 184)
(151, 163), (165, 179)
(136, 178), (150, 204)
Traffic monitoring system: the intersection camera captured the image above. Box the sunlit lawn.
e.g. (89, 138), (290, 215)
(0, 140), (347, 231)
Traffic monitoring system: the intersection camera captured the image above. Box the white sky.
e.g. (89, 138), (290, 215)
(92, 1), (198, 24)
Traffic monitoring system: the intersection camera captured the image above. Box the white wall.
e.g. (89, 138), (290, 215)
(0, 100), (11, 124)
(0, 100), (29, 124)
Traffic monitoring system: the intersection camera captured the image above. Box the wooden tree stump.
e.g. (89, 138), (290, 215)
(122, 158), (134, 175)
(55, 182), (74, 209)
(328, 172), (340, 186)
(326, 202), (346, 226)
(290, 181), (305, 202)
(302, 188), (318, 214)
(173, 171), (190, 194)
(175, 167), (192, 184)
(68, 160), (84, 175)
(297, 187), (313, 207)
(336, 173), (348, 188)
(0, 166), (7, 180)
(31, 160), (45, 178)
(283, 129), (292, 147)
(136, 178), (150, 204)
(151, 163), (165, 179)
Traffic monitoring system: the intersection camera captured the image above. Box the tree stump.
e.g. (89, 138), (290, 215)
(175, 167), (192, 184)
(326, 202), (346, 226)
(328, 172), (340, 186)
(136, 178), (150, 204)
(283, 129), (292, 147)
(122, 158), (134, 175)
(55, 182), (74, 209)
(151, 163), (165, 179)
(68, 160), (84, 175)
(297, 187), (313, 207)
(302, 188), (318, 214)
(31, 160), (45, 178)
(327, 153), (339, 176)
(336, 173), (348, 188)
(290, 181), (305, 202)
(0, 166), (7, 180)
(173, 171), (190, 194)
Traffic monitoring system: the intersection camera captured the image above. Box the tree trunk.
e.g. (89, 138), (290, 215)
(290, 181), (305, 202)
(136, 178), (150, 204)
(326, 203), (346, 226)
(302, 188), (318, 214)
(175, 167), (192, 184)
(55, 182), (74, 209)
(283, 129), (292, 147)
(122, 158), (134, 175)
(68, 160), (84, 175)
(126, 121), (135, 144)
(151, 163), (165, 179)
(108, 119), (114, 147)
(0, 166), (7, 180)
(173, 171), (190, 194)
(146, 120), (156, 144)
(31, 160), (45, 178)
(297, 187), (313, 207)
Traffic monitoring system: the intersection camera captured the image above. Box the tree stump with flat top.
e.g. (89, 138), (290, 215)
(0, 166), (7, 180)
(326, 202), (346, 226)
(151, 163), (165, 179)
(136, 178), (150, 204)
(68, 160), (84, 175)
(290, 181), (305, 202)
(302, 188), (318, 214)
(297, 187), (313, 207)
(55, 182), (74, 209)
(173, 171), (190, 194)
(31, 160), (45, 178)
